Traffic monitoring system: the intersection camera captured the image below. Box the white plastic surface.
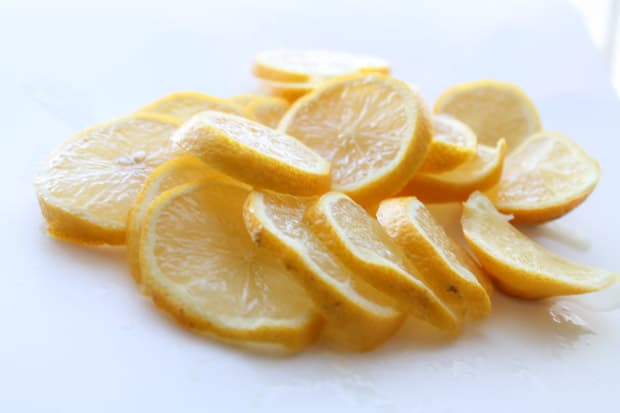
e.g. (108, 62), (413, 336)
(1, 0), (619, 411)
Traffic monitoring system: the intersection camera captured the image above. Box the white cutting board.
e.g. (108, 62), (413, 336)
(1, 0), (619, 411)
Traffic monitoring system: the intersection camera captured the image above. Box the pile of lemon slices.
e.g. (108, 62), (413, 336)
(35, 49), (617, 353)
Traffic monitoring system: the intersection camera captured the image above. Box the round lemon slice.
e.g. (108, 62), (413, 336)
(126, 156), (228, 283)
(35, 113), (182, 245)
(172, 111), (331, 195)
(253, 49), (390, 83)
(279, 73), (432, 206)
(434, 80), (541, 151)
(486, 131), (600, 223)
(140, 180), (323, 351)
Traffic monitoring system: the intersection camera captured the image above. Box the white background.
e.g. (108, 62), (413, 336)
(1, 0), (619, 411)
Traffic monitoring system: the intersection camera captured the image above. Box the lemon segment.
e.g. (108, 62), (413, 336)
(462, 192), (616, 299)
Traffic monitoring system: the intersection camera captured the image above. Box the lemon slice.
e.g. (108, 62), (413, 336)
(401, 139), (506, 203)
(246, 96), (290, 129)
(35, 114), (182, 245)
(279, 73), (432, 206)
(377, 197), (492, 319)
(172, 111), (331, 195)
(126, 156), (227, 283)
(140, 180), (323, 351)
(418, 114), (477, 173)
(253, 49), (390, 83)
(434, 80), (541, 151)
(228, 93), (263, 107)
(228, 93), (291, 123)
(244, 190), (405, 351)
(304, 192), (461, 331)
(138, 91), (248, 121)
(486, 132), (600, 223)
(258, 80), (317, 102)
(462, 192), (616, 299)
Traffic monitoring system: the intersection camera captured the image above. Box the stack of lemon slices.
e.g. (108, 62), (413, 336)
(34, 50), (617, 353)
(252, 49), (391, 102)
